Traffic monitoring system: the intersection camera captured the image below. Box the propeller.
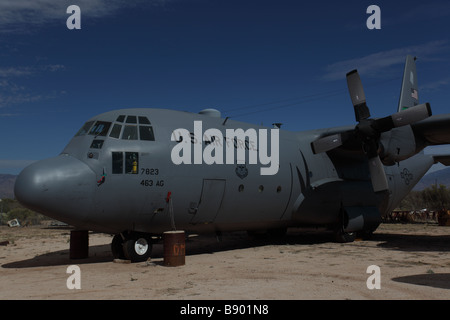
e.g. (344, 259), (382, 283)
(312, 69), (432, 193)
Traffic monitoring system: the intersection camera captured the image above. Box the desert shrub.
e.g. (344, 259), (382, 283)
(1, 206), (46, 226)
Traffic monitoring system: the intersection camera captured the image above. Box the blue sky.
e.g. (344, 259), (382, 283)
(1, 0), (450, 174)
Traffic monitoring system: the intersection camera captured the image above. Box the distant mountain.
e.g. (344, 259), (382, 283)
(413, 167), (450, 191)
(0, 174), (17, 199)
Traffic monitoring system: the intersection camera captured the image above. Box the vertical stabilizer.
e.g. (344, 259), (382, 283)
(398, 55), (419, 112)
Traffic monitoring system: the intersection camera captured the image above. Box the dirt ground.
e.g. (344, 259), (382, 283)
(0, 223), (449, 300)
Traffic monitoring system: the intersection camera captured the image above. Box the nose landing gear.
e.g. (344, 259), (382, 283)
(111, 232), (153, 262)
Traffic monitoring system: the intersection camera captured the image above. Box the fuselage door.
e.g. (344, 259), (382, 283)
(191, 179), (226, 224)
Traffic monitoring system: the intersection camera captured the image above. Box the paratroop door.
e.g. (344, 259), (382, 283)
(191, 179), (226, 223)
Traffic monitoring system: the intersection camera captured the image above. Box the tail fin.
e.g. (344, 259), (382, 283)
(398, 55), (419, 112)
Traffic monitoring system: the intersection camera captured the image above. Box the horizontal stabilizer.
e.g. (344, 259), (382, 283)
(412, 114), (450, 146)
(433, 155), (450, 166)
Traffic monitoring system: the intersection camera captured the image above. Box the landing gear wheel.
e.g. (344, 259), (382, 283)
(334, 229), (355, 243)
(122, 235), (153, 262)
(111, 234), (126, 260)
(335, 207), (356, 243)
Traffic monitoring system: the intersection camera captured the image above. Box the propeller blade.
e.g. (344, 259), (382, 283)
(311, 133), (343, 154)
(342, 68), (428, 193)
(390, 102), (431, 127)
(374, 102), (432, 132)
(368, 156), (389, 192)
(346, 70), (370, 122)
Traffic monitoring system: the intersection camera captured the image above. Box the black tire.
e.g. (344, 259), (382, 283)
(334, 229), (356, 243)
(111, 234), (126, 259)
(335, 207), (356, 243)
(122, 235), (153, 262)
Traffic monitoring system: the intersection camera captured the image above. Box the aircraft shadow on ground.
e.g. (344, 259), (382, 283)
(1, 244), (114, 269)
(372, 232), (450, 252)
(392, 273), (450, 290)
(2, 229), (449, 268)
(1, 231), (333, 269)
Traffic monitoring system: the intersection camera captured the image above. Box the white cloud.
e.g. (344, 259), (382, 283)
(383, 2), (450, 27)
(0, 65), (64, 78)
(322, 40), (450, 81)
(421, 77), (450, 93)
(0, 65), (66, 108)
(0, 113), (20, 117)
(0, 67), (33, 78)
(0, 93), (43, 108)
(0, 0), (170, 33)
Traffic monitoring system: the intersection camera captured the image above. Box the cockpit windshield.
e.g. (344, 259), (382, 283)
(89, 121), (112, 136)
(122, 125), (138, 140)
(109, 115), (155, 141)
(75, 115), (155, 141)
(75, 121), (94, 136)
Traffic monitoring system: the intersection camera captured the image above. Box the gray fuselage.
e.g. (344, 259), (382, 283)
(14, 108), (434, 236)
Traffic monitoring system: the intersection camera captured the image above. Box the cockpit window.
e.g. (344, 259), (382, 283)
(109, 124), (122, 139)
(138, 116), (151, 124)
(112, 152), (139, 174)
(125, 152), (139, 174)
(139, 126), (155, 141)
(88, 115), (155, 141)
(121, 125), (138, 140)
(112, 152), (123, 174)
(126, 116), (137, 124)
(75, 121), (94, 136)
(89, 121), (112, 136)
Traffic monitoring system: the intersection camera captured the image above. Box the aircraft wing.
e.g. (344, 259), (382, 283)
(412, 114), (450, 147)
(312, 113), (450, 155)
(433, 155), (450, 166)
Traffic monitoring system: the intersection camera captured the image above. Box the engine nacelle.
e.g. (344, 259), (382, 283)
(343, 206), (381, 233)
(380, 126), (416, 166)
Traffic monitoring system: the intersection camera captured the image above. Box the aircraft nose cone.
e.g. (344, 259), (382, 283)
(14, 155), (96, 226)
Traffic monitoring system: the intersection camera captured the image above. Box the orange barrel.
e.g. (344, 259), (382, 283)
(163, 230), (185, 266)
(70, 230), (89, 259)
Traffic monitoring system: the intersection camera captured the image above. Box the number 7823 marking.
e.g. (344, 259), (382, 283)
(141, 168), (159, 175)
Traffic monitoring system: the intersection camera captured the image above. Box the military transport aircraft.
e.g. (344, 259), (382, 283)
(14, 56), (450, 262)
